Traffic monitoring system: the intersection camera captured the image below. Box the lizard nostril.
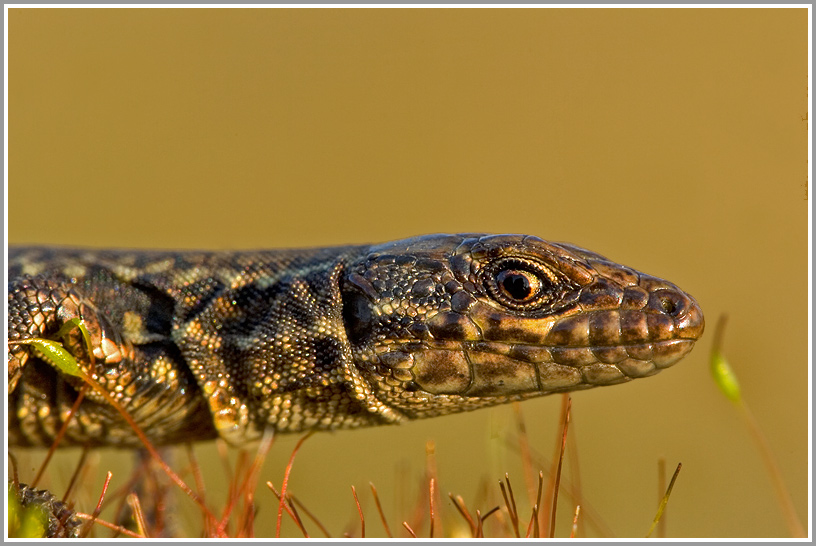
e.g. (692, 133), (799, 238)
(660, 296), (677, 315)
(654, 289), (690, 318)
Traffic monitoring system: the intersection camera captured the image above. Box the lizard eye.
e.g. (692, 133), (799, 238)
(484, 258), (558, 310)
(496, 269), (539, 302)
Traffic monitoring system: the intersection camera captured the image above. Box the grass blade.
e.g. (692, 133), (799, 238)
(646, 462), (682, 537)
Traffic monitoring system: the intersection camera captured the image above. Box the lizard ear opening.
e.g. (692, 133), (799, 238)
(340, 284), (375, 346)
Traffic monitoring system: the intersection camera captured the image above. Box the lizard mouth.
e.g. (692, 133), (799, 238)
(371, 293), (704, 398)
(375, 336), (699, 398)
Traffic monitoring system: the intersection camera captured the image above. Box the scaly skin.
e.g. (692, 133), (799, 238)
(8, 233), (704, 448)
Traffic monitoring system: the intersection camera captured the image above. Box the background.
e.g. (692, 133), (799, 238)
(7, 8), (809, 538)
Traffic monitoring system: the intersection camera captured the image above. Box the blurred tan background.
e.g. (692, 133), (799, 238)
(7, 8), (808, 538)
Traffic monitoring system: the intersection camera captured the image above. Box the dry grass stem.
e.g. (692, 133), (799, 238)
(218, 430), (274, 537)
(525, 504), (539, 538)
(32, 384), (89, 488)
(570, 505), (581, 538)
(646, 462), (682, 537)
(285, 493), (309, 538)
(475, 506), (500, 538)
(75, 512), (144, 538)
(512, 436), (613, 537)
(126, 492), (148, 538)
(512, 402), (538, 507)
(549, 396), (572, 537)
(78, 471), (113, 538)
(402, 521), (417, 538)
(351, 485), (365, 538)
(266, 483), (311, 537)
(369, 482), (392, 537)
(499, 475), (520, 537)
(448, 493), (476, 536)
(566, 415), (584, 537)
(275, 431), (314, 538)
(428, 477), (436, 538)
(289, 494), (330, 537)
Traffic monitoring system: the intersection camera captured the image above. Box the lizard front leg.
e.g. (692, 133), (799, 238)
(8, 275), (116, 392)
(8, 275), (216, 447)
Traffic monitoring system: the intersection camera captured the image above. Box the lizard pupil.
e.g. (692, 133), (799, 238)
(498, 270), (533, 301)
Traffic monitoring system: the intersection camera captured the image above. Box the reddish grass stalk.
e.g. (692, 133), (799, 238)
(218, 430), (275, 537)
(32, 383), (89, 487)
(483, 506), (500, 520)
(275, 431), (314, 538)
(351, 485), (365, 538)
(499, 481), (521, 538)
(428, 478), (436, 538)
(525, 472), (544, 537)
(75, 512), (144, 538)
(238, 440), (272, 537)
(127, 492), (149, 538)
(283, 494), (308, 538)
(402, 521), (418, 538)
(499, 475), (520, 537)
(566, 414), (585, 537)
(424, 440), (442, 538)
(78, 470), (113, 538)
(517, 438), (613, 537)
(185, 444), (207, 499)
(512, 402), (537, 506)
(549, 397), (572, 538)
(238, 492), (256, 536)
(289, 494), (330, 537)
(184, 444), (213, 536)
(448, 493), (476, 537)
(218, 449), (249, 530)
(266, 483), (311, 537)
(476, 506), (500, 538)
(369, 482), (392, 537)
(105, 458), (153, 537)
(525, 504), (539, 538)
(541, 393), (571, 534)
(475, 509), (484, 538)
(407, 469), (430, 535)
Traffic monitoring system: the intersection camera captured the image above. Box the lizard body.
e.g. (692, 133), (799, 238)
(8, 233), (704, 449)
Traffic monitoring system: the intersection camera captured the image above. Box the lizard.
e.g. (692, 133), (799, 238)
(7, 233), (704, 534)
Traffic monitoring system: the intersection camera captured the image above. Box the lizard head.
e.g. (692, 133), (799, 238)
(340, 233), (704, 419)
